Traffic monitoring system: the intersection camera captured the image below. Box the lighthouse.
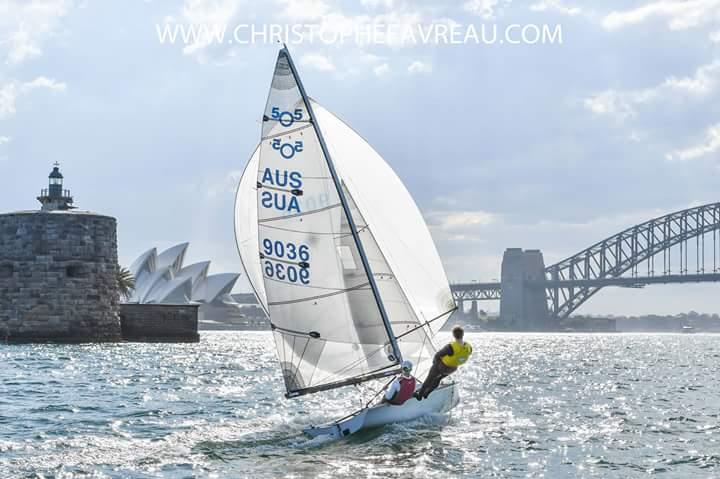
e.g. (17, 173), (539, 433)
(37, 163), (75, 211)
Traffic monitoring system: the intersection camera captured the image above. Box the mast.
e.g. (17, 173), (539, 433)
(281, 45), (404, 366)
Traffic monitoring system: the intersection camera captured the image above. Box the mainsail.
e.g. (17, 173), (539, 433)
(234, 47), (456, 398)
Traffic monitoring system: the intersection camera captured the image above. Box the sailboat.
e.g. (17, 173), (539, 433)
(234, 46), (459, 438)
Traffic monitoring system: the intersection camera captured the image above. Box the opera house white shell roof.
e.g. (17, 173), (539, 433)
(127, 243), (240, 305)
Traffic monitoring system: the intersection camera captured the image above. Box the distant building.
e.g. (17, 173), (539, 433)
(127, 243), (240, 305)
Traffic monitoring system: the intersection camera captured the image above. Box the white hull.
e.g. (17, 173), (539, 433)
(304, 383), (459, 439)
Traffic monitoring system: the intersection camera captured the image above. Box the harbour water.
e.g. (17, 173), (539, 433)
(2, 332), (719, 478)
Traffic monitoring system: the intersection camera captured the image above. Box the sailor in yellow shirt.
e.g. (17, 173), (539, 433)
(415, 326), (472, 400)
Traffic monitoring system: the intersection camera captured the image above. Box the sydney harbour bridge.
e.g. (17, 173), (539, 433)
(450, 202), (720, 330)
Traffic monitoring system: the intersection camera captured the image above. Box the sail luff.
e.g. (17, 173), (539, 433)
(281, 45), (404, 365)
(233, 145), (270, 318)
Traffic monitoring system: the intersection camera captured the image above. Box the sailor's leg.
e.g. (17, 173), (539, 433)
(417, 363), (440, 398)
(423, 372), (446, 399)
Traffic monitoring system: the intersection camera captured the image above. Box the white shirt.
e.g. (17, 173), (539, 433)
(384, 378), (402, 400)
(384, 375), (414, 400)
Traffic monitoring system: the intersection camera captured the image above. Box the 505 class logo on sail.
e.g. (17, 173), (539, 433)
(271, 107), (303, 127)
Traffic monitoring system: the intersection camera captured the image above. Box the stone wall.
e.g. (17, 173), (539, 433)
(0, 211), (121, 342)
(120, 304), (199, 342)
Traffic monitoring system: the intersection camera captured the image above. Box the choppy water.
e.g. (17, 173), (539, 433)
(1, 332), (719, 478)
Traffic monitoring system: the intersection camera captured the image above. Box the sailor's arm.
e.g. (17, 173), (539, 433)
(433, 344), (453, 363)
(384, 379), (400, 401)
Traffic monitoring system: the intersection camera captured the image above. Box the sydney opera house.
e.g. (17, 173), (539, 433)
(127, 243), (240, 307)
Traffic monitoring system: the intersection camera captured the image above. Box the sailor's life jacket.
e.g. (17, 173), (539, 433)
(440, 340), (473, 368)
(388, 376), (416, 405)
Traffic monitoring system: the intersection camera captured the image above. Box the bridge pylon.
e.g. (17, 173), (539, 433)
(499, 248), (551, 330)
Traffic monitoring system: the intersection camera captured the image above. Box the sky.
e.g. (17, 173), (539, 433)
(1, 0), (719, 316)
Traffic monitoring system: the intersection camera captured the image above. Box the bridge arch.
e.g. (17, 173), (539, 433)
(546, 202), (720, 318)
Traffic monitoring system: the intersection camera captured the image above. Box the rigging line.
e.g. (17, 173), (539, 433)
(258, 202), (342, 223)
(364, 375), (398, 409)
(415, 327), (429, 381)
(267, 281), (371, 306)
(393, 307), (458, 342)
(332, 224), (369, 241)
(261, 123), (311, 140)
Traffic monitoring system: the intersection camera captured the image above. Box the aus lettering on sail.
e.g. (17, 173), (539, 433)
(259, 106), (307, 214)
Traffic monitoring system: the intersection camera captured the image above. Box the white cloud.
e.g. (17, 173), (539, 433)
(179, 0), (242, 24)
(463, 0), (511, 20)
(24, 76), (67, 92)
(711, 30), (720, 42)
(602, 0), (720, 31)
(275, 0), (329, 21)
(0, 0), (73, 64)
(0, 136), (10, 146)
(300, 53), (335, 72)
(360, 0), (395, 9)
(428, 210), (498, 231)
(530, 0), (581, 16)
(0, 84), (19, 119)
(169, 0), (243, 58)
(0, 76), (67, 119)
(666, 123), (720, 161)
(373, 63), (390, 76)
(584, 59), (720, 120)
(408, 60), (432, 74)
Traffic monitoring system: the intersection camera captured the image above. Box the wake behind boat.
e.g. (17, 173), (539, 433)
(234, 46), (459, 437)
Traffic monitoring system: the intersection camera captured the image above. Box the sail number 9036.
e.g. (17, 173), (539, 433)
(262, 239), (310, 261)
(262, 239), (311, 285)
(264, 261), (310, 284)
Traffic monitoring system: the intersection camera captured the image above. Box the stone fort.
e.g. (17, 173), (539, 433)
(0, 165), (121, 341)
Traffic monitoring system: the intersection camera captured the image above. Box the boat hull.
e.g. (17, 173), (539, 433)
(304, 383), (459, 439)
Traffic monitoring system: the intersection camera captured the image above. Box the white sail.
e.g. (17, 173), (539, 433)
(313, 103), (456, 337)
(234, 49), (455, 398)
(341, 184), (439, 370)
(235, 145), (268, 315)
(254, 50), (404, 396)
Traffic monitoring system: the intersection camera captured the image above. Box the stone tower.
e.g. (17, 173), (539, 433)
(0, 165), (121, 342)
(499, 248), (551, 331)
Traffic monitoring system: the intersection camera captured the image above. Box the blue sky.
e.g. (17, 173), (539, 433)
(1, 0), (719, 315)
